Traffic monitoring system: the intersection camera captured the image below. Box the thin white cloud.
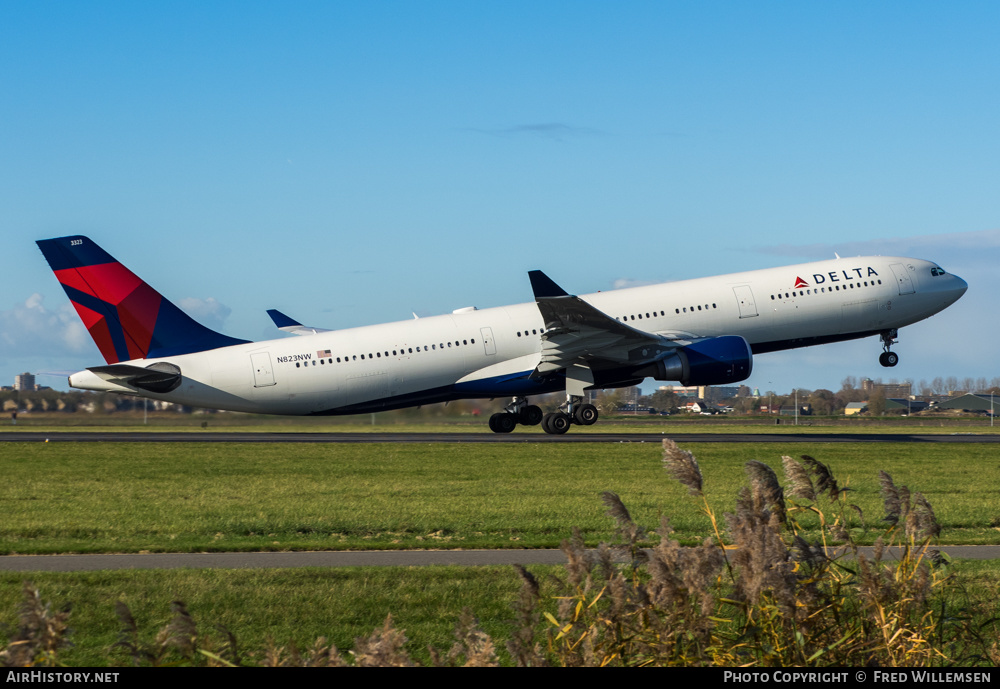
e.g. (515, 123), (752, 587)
(0, 293), (89, 357)
(755, 228), (1000, 261)
(177, 297), (233, 331)
(466, 122), (606, 141)
(611, 278), (659, 290)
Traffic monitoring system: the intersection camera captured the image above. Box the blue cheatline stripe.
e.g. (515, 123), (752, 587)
(59, 285), (132, 363)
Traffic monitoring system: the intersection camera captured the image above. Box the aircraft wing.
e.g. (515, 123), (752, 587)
(267, 309), (332, 335)
(528, 270), (681, 374)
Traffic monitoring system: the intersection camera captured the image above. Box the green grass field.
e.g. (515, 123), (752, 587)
(1, 440), (998, 554)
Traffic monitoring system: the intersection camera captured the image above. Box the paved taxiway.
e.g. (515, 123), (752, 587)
(3, 431), (999, 443)
(2, 546), (999, 572)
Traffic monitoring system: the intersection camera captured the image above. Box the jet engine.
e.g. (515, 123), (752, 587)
(632, 335), (753, 386)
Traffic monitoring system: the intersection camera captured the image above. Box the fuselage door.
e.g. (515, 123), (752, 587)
(733, 285), (759, 318)
(251, 352), (277, 387)
(889, 263), (915, 295)
(480, 327), (497, 355)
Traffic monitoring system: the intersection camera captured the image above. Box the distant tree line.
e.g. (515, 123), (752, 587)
(3, 372), (999, 418)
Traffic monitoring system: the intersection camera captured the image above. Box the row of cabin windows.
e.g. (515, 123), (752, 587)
(769, 280), (882, 301)
(616, 305), (718, 321)
(294, 338), (477, 368)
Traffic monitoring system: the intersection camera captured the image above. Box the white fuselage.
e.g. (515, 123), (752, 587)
(69, 255), (967, 415)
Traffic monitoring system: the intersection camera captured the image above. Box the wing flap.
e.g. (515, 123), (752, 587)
(528, 270), (679, 373)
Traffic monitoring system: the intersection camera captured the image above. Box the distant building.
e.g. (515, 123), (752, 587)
(659, 385), (739, 400)
(14, 373), (36, 391)
(884, 399), (928, 414)
(937, 394), (997, 415)
(862, 378), (912, 399)
(844, 402), (868, 416)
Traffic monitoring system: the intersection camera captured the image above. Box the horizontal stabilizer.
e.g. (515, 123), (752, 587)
(87, 362), (182, 393)
(266, 309), (331, 335)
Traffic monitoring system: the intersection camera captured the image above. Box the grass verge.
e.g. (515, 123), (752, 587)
(0, 441), (998, 554)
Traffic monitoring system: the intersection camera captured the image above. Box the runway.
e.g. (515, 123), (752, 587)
(3, 431), (1000, 443)
(2, 545), (998, 572)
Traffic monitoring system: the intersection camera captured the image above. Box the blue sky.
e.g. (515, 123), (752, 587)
(2, 2), (998, 396)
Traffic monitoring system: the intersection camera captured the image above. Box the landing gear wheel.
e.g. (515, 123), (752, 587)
(518, 405), (543, 426)
(573, 403), (599, 426)
(879, 351), (899, 367)
(542, 412), (571, 435)
(489, 413), (517, 433)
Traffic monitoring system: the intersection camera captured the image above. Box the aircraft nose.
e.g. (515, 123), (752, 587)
(953, 274), (968, 296)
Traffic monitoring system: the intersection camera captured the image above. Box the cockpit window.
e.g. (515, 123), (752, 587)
(930, 266), (947, 277)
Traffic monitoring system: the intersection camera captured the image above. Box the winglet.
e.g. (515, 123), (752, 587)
(266, 308), (331, 335)
(528, 270), (570, 299)
(267, 309), (301, 329)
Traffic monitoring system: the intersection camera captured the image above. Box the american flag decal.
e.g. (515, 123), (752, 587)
(318, 349), (331, 357)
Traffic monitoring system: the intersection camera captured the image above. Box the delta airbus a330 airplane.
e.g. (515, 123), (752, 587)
(37, 236), (967, 434)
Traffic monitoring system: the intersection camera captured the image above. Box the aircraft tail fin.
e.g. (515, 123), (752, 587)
(36, 236), (249, 364)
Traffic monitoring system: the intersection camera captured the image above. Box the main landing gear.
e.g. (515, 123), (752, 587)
(879, 329), (899, 367)
(487, 396), (599, 434)
(488, 397), (543, 433)
(541, 397), (599, 435)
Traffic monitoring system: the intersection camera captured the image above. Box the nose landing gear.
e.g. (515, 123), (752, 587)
(879, 330), (899, 367)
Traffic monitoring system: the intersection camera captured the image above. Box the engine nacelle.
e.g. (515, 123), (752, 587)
(632, 336), (753, 386)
